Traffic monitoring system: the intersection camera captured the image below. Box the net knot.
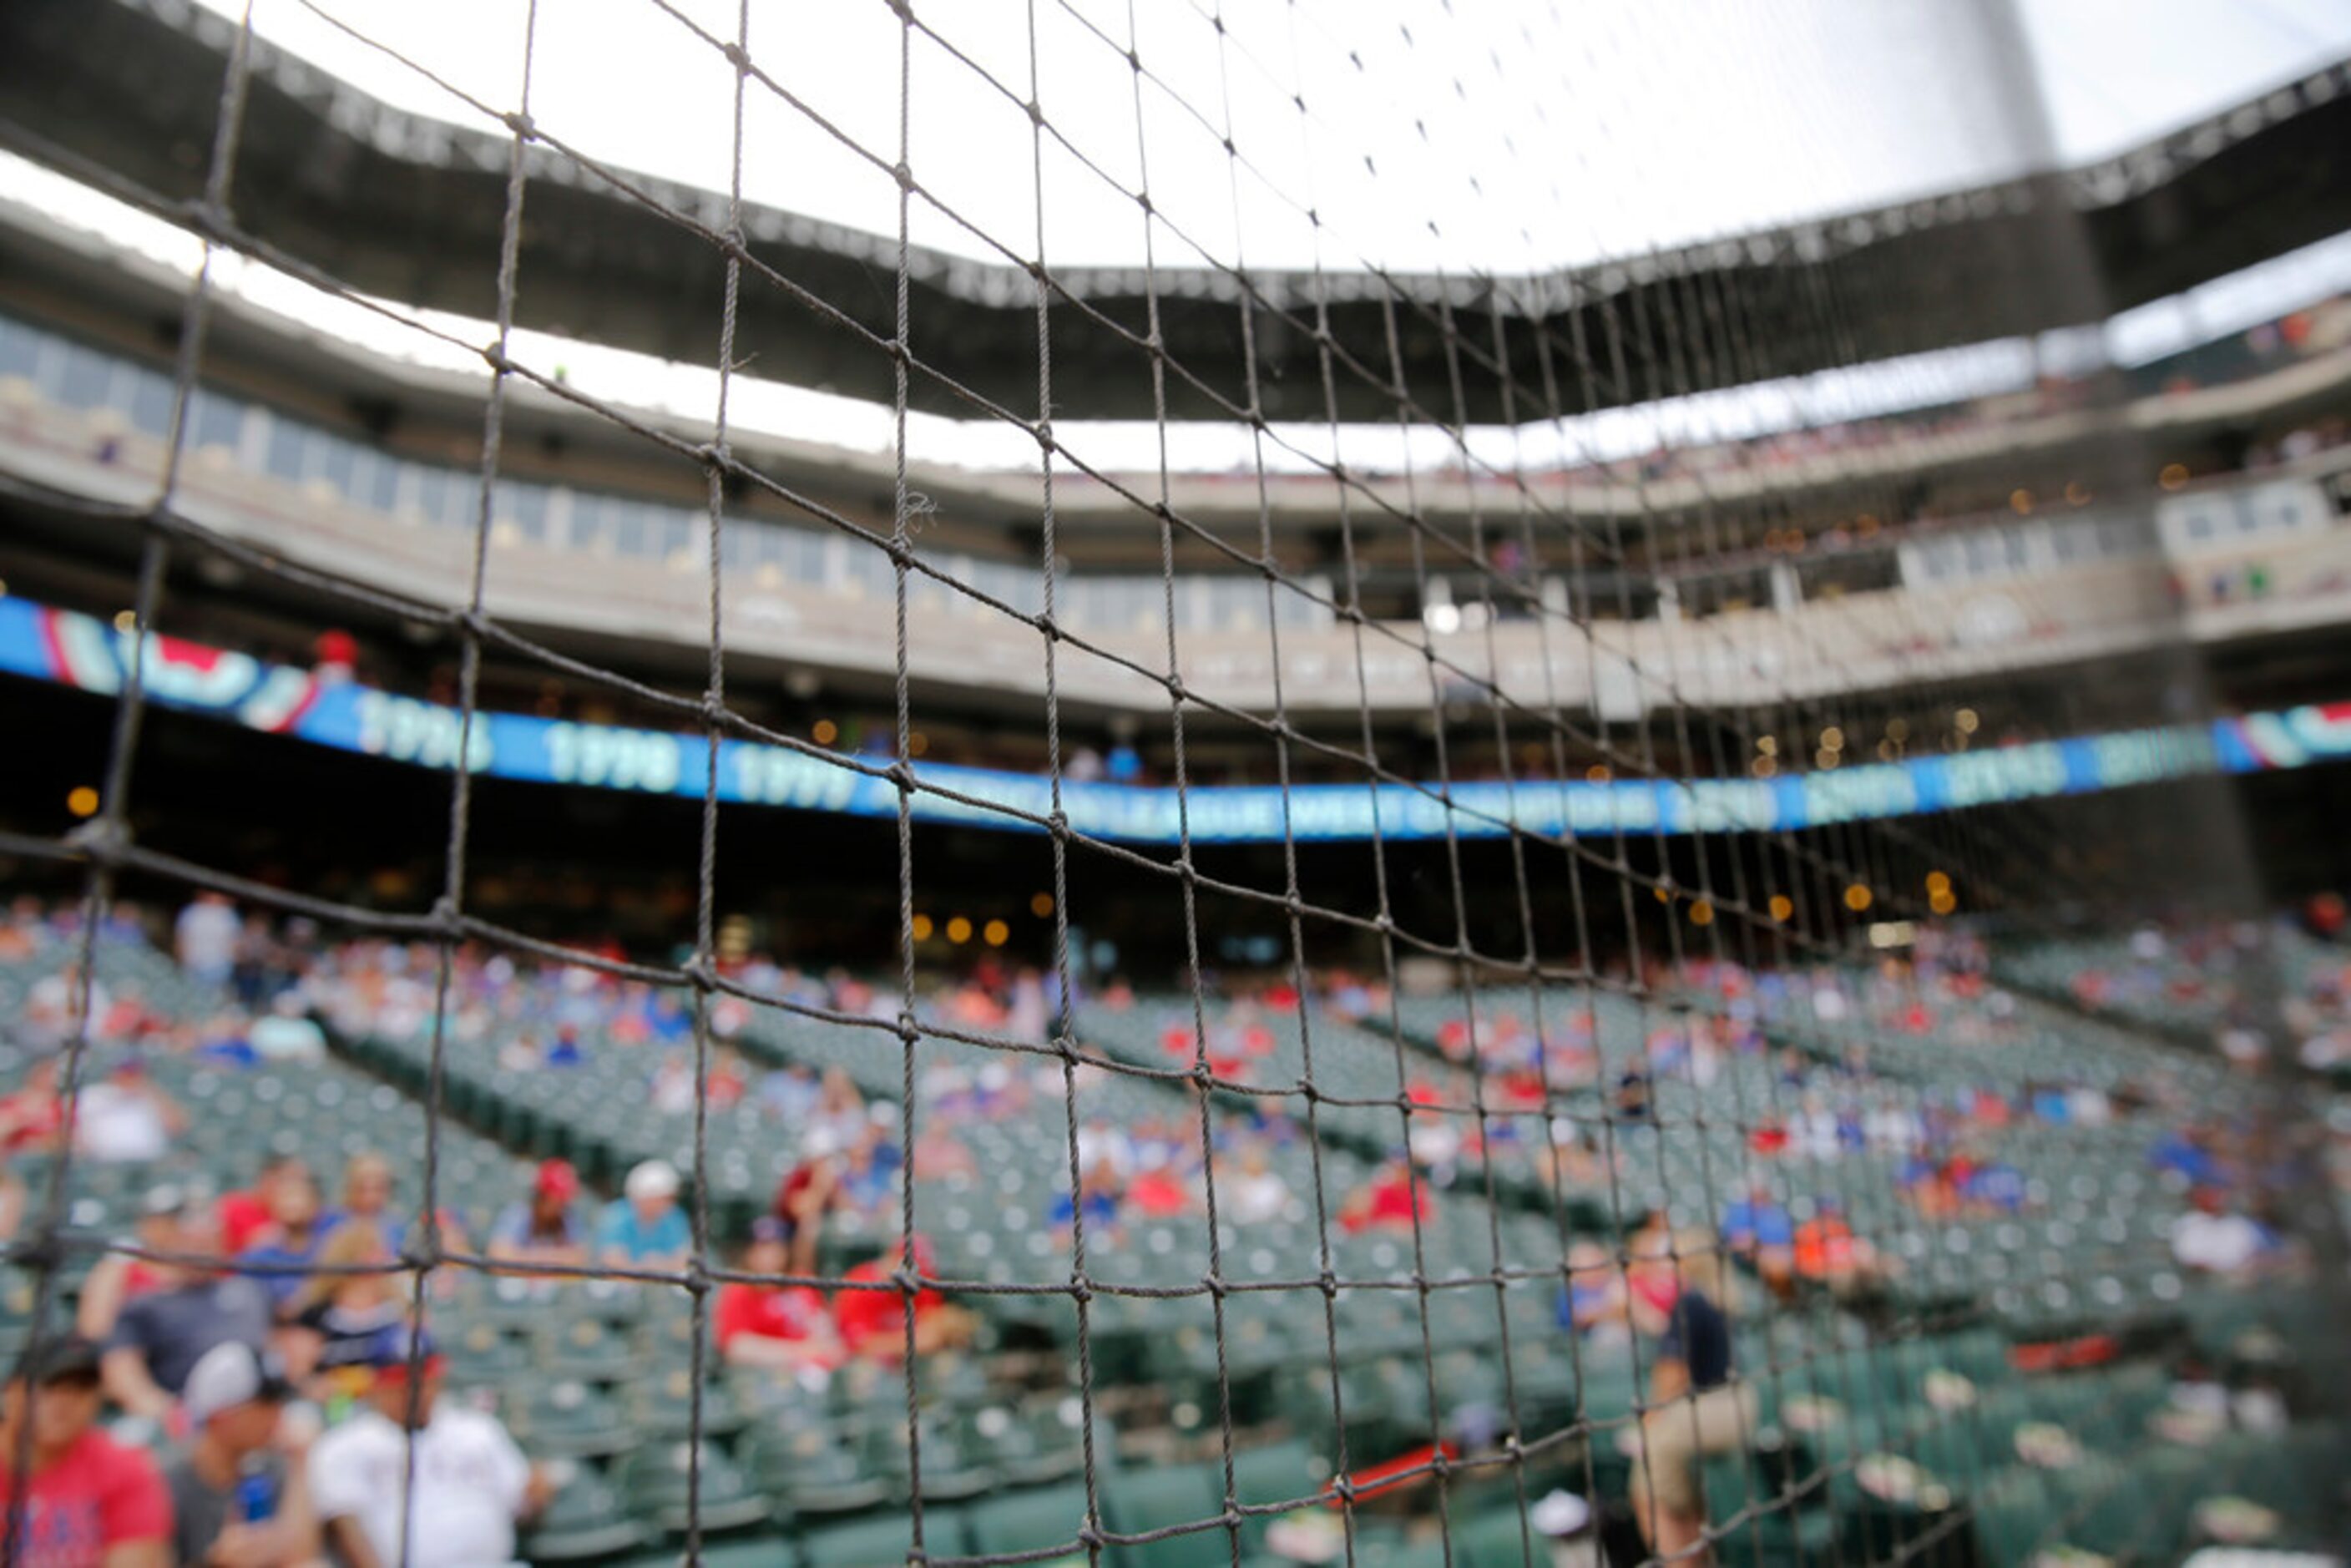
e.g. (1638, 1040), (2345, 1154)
(894, 1010), (922, 1045)
(397, 1227), (442, 1276)
(500, 109), (535, 139)
(1034, 612), (1060, 644)
(883, 761), (917, 795)
(60, 817), (128, 866)
(892, 161), (915, 193)
(1025, 99), (1044, 126)
(427, 896), (463, 938)
(719, 41), (749, 71)
(6, 1225), (66, 1277)
(1201, 1271), (1226, 1299)
(680, 957), (717, 992)
(1317, 1270), (1338, 1299)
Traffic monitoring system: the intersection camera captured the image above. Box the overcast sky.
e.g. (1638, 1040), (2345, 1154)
(7, 0), (2348, 473)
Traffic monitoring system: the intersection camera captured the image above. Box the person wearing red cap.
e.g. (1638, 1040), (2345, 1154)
(485, 1161), (589, 1277)
(311, 1329), (548, 1568)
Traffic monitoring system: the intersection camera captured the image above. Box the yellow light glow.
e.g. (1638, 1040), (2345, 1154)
(1885, 717), (1909, 741)
(2158, 463), (2190, 491)
(812, 719), (839, 746)
(1820, 726), (1843, 751)
(1030, 892), (1055, 919)
(1925, 871), (1952, 896)
(909, 731), (929, 757)
(112, 610), (138, 634)
(1843, 883), (1873, 913)
(2008, 488), (2032, 514)
(1814, 749), (1839, 771)
(1929, 888), (1958, 916)
(983, 919), (1010, 947)
(1653, 886), (1672, 905)
(1689, 900), (1714, 928)
(1750, 756), (1777, 780)
(946, 916), (973, 944)
(1768, 894), (1795, 923)
(1756, 736), (1777, 756)
(2064, 481), (2090, 506)
(66, 787), (100, 819)
(1954, 708), (1979, 735)
(1585, 764), (1610, 783)
(910, 913), (935, 942)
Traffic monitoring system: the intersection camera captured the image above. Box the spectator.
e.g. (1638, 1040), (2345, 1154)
(73, 1061), (185, 1166)
(166, 1343), (319, 1568)
(283, 1222), (407, 1393)
(1719, 1181), (1796, 1296)
(175, 893), (240, 989)
(1339, 1155), (1431, 1234)
(0, 1058), (65, 1155)
(216, 1157), (306, 1259)
(1048, 1154), (1125, 1233)
(235, 1166), (330, 1316)
(2171, 1187), (2277, 1277)
(1556, 1239), (1631, 1348)
(1624, 1231), (1755, 1565)
(0, 1335), (171, 1568)
(246, 995), (326, 1064)
(324, 1155), (402, 1251)
(486, 1160), (589, 1276)
(832, 1236), (977, 1361)
(595, 1161), (690, 1271)
(1792, 1200), (1889, 1298)
(1960, 1156), (2028, 1216)
(310, 1329), (548, 1568)
(1219, 1144), (1291, 1225)
(76, 1184), (196, 1343)
(102, 1203), (274, 1424)
(714, 1218), (843, 1377)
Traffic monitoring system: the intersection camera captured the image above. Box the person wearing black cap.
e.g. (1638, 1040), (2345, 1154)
(165, 1343), (317, 1568)
(0, 1334), (170, 1568)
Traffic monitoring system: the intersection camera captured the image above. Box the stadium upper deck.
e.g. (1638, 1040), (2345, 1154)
(4, 0), (2351, 422)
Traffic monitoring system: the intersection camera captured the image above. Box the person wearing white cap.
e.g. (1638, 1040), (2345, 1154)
(165, 1343), (318, 1568)
(594, 1161), (690, 1270)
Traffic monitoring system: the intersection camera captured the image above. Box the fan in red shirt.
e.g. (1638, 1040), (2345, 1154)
(832, 1236), (978, 1362)
(715, 1219), (844, 1376)
(1340, 1156), (1432, 1234)
(0, 1060), (64, 1156)
(0, 1335), (169, 1568)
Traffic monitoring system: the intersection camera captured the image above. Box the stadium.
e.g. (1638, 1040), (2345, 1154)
(0, 0), (2348, 1565)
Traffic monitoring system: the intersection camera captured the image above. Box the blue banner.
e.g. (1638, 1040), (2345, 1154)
(3, 594), (2344, 843)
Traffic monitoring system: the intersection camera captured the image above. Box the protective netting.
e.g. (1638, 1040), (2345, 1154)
(0, 3), (2348, 1567)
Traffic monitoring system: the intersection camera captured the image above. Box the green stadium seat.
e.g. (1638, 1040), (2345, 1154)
(520, 1463), (650, 1563)
(1100, 1460), (1225, 1568)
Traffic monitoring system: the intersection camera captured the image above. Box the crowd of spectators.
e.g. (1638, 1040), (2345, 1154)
(1, 885), (2341, 1564)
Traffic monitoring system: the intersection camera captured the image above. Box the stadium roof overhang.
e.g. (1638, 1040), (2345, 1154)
(4, 0), (2350, 427)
